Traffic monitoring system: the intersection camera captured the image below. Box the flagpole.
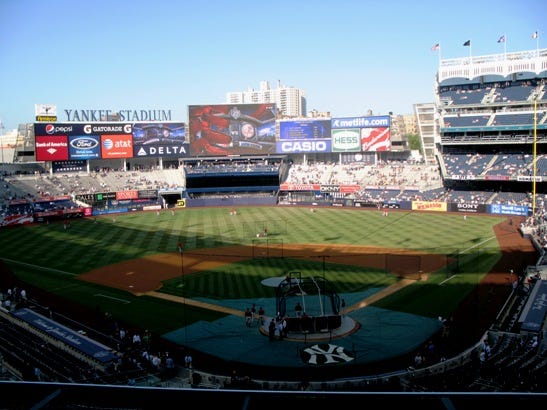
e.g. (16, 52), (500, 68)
(533, 98), (538, 215)
(469, 40), (472, 61)
(439, 42), (442, 62)
(503, 33), (507, 58)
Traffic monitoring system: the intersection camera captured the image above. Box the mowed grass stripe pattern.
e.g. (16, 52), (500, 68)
(0, 207), (504, 334)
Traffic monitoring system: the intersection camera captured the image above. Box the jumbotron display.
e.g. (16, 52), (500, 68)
(188, 104), (277, 156)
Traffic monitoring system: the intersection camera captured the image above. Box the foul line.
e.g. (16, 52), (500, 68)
(439, 236), (496, 287)
(1, 258), (77, 276)
(461, 236), (496, 254)
(439, 275), (457, 286)
(94, 294), (131, 304)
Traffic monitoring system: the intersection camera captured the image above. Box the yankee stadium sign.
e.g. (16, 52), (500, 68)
(64, 109), (172, 122)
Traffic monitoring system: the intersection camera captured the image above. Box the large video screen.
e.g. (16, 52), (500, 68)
(132, 122), (189, 158)
(188, 104), (277, 156)
(276, 119), (332, 154)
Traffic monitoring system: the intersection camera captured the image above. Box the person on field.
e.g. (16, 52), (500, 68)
(295, 301), (303, 317)
(244, 308), (253, 327)
(268, 318), (276, 341)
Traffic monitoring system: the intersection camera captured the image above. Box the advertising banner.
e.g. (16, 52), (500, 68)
(35, 135), (69, 161)
(188, 104), (277, 156)
(276, 139), (331, 154)
(132, 122), (189, 158)
(448, 202), (487, 213)
(279, 183), (321, 191)
(116, 190), (139, 200)
(68, 135), (101, 159)
(331, 116), (391, 152)
(412, 201), (448, 212)
(35, 123), (134, 160)
(331, 129), (360, 152)
(489, 203), (528, 216)
(331, 115), (390, 129)
(100, 134), (133, 159)
(35, 103), (57, 122)
(361, 127), (391, 151)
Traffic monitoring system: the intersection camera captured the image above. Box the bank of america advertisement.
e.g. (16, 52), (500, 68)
(331, 116), (391, 152)
(276, 119), (332, 154)
(188, 104), (277, 156)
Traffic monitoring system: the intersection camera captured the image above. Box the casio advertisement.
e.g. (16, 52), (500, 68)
(276, 139), (332, 153)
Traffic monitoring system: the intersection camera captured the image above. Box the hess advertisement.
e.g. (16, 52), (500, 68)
(188, 104), (277, 156)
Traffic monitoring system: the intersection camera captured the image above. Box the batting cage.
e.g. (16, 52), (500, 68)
(252, 238), (284, 258)
(275, 271), (342, 333)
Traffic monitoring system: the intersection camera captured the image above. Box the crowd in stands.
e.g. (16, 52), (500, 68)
(285, 160), (442, 192)
(0, 283), (185, 386)
(2, 158), (546, 210)
(442, 152), (546, 181)
(283, 159), (547, 208)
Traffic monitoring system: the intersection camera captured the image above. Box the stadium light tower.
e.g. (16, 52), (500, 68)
(178, 240), (188, 345)
(532, 98), (538, 215)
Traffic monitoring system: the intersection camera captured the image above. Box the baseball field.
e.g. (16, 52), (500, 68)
(0, 205), (537, 375)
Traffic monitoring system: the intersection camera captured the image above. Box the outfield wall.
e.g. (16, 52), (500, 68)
(0, 189), (531, 227)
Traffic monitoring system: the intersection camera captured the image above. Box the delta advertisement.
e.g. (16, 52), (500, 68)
(34, 122), (190, 161)
(188, 104), (277, 156)
(276, 119), (332, 154)
(132, 122), (189, 158)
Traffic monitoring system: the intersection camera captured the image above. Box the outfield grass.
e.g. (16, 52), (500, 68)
(0, 207), (504, 335)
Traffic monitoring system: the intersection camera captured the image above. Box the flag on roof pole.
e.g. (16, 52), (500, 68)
(532, 31), (539, 56)
(463, 40), (471, 46)
(498, 34), (507, 58)
(431, 43), (440, 51)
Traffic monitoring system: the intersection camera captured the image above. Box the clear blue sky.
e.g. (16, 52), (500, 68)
(0, 0), (545, 131)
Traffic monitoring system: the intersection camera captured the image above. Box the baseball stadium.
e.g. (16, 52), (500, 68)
(0, 46), (546, 408)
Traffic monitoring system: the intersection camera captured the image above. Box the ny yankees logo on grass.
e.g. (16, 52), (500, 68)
(300, 343), (354, 365)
